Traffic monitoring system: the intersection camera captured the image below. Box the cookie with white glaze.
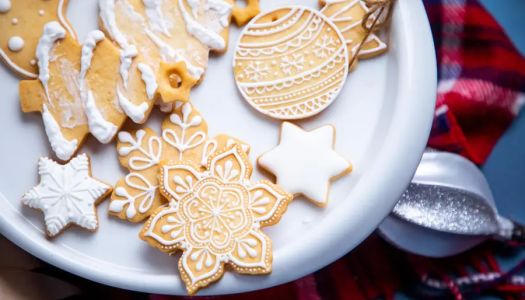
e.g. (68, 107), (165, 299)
(0, 0), (76, 78)
(258, 122), (352, 207)
(19, 22), (154, 161)
(22, 153), (112, 238)
(98, 0), (236, 103)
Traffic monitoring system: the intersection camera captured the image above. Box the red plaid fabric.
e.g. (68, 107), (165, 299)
(152, 0), (525, 299)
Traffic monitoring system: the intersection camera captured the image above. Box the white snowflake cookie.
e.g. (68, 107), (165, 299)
(22, 153), (112, 238)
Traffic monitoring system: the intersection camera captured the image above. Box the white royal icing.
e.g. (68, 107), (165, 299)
(36, 21), (66, 99)
(22, 154), (111, 237)
(143, 0), (171, 36)
(7, 36), (24, 52)
(0, 0), (11, 13)
(42, 104), (79, 161)
(117, 88), (148, 123)
(137, 63), (158, 99)
(179, 0), (232, 51)
(99, 0), (129, 48)
(119, 45), (138, 87)
(258, 122), (351, 205)
(79, 30), (118, 144)
(145, 28), (204, 78)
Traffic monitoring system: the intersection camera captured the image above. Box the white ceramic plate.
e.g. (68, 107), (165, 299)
(0, 0), (436, 295)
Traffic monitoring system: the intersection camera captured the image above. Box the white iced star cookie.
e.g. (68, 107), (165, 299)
(22, 153), (112, 238)
(258, 122), (352, 207)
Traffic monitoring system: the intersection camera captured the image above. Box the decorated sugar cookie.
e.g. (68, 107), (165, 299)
(22, 153), (112, 238)
(98, 0), (240, 103)
(320, 0), (387, 64)
(258, 122), (352, 207)
(141, 145), (292, 294)
(110, 102), (250, 222)
(233, 6), (349, 120)
(19, 23), (154, 160)
(0, 0), (76, 78)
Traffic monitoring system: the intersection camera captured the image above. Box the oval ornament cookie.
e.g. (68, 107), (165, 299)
(233, 6), (349, 120)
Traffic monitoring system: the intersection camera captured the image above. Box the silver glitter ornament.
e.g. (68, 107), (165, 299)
(379, 151), (524, 257)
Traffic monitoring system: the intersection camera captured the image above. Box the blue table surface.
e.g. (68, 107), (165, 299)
(399, 1), (525, 299)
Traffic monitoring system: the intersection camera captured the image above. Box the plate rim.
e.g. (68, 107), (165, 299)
(0, 0), (436, 295)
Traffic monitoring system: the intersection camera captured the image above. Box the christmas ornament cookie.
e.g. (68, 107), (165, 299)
(0, 0), (76, 78)
(320, 0), (387, 63)
(19, 23), (154, 160)
(258, 122), (352, 207)
(141, 145), (292, 294)
(233, 6), (349, 120)
(22, 153), (112, 238)
(110, 102), (249, 222)
(98, 0), (237, 103)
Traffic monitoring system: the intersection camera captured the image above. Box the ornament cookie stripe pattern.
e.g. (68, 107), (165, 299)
(233, 6), (349, 120)
(22, 153), (112, 238)
(258, 122), (352, 206)
(141, 145), (292, 295)
(0, 0), (76, 78)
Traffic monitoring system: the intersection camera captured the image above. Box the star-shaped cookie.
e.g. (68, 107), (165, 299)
(258, 122), (352, 207)
(22, 153), (112, 238)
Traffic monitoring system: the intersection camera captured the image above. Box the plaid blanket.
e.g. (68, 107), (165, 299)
(2, 0), (524, 299)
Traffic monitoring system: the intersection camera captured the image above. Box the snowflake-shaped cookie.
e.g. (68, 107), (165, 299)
(141, 145), (292, 294)
(22, 153), (112, 238)
(109, 102), (249, 222)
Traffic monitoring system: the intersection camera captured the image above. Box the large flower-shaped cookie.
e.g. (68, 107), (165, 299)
(141, 145), (292, 294)
(110, 102), (249, 222)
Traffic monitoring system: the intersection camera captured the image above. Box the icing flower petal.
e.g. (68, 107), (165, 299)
(160, 163), (202, 201)
(179, 247), (223, 295)
(229, 229), (272, 273)
(141, 204), (186, 252)
(208, 145), (252, 183)
(248, 180), (293, 226)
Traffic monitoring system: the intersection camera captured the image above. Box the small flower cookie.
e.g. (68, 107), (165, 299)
(0, 0), (76, 78)
(233, 6), (349, 120)
(110, 102), (249, 222)
(320, 0), (388, 64)
(19, 22), (154, 161)
(22, 153), (112, 238)
(98, 0), (242, 103)
(141, 145), (292, 294)
(258, 122), (352, 207)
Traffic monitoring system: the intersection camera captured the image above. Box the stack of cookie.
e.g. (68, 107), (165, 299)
(0, 0), (391, 294)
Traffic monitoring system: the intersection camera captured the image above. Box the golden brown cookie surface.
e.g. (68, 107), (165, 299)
(320, 0), (387, 63)
(233, 6), (349, 120)
(141, 144), (292, 294)
(0, 0), (76, 78)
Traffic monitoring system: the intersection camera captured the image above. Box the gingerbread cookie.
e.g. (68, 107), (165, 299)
(141, 145), (292, 294)
(258, 122), (352, 207)
(0, 0), (76, 78)
(320, 0), (387, 63)
(98, 0), (236, 103)
(22, 153), (112, 238)
(110, 102), (249, 222)
(19, 23), (154, 160)
(233, 6), (349, 120)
